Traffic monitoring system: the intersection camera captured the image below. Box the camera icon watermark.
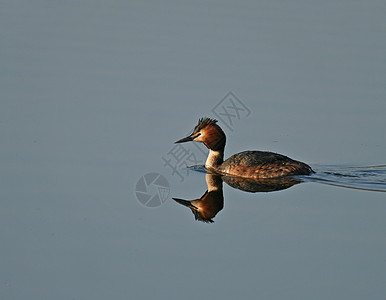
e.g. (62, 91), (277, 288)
(135, 172), (170, 207)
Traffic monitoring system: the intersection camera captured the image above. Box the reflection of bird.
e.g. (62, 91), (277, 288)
(173, 175), (223, 223)
(173, 173), (304, 223)
(176, 118), (313, 179)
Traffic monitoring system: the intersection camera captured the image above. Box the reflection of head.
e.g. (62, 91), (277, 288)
(173, 174), (223, 223)
(174, 189), (223, 223)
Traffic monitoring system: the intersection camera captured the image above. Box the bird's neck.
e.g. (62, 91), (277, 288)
(205, 149), (224, 170)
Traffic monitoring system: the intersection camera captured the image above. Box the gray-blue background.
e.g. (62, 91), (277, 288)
(1, 1), (385, 299)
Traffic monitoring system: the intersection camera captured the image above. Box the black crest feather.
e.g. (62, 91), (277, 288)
(193, 117), (218, 134)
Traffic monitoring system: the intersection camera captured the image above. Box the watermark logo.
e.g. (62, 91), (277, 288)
(135, 173), (170, 207)
(161, 141), (206, 182)
(211, 91), (251, 132)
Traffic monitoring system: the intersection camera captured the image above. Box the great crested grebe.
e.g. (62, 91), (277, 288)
(175, 117), (313, 179)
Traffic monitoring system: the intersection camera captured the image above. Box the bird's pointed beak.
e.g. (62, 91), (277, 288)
(175, 134), (194, 144)
(172, 198), (197, 209)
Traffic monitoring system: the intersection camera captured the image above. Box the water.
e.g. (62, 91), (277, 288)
(310, 165), (386, 192)
(1, 1), (386, 299)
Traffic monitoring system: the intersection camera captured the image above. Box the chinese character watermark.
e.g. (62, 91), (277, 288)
(161, 141), (206, 182)
(211, 91), (251, 132)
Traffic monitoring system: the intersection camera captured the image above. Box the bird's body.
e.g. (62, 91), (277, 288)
(175, 118), (313, 179)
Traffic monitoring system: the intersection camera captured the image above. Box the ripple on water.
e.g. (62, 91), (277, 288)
(306, 165), (386, 192)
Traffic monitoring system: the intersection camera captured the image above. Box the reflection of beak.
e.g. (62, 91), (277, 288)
(173, 198), (197, 209)
(175, 135), (194, 144)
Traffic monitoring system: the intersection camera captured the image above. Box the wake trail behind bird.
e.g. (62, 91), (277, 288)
(306, 165), (386, 192)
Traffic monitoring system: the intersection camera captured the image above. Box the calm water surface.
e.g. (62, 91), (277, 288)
(1, 1), (385, 299)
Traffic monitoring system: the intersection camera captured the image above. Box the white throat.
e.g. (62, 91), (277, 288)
(205, 149), (223, 169)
